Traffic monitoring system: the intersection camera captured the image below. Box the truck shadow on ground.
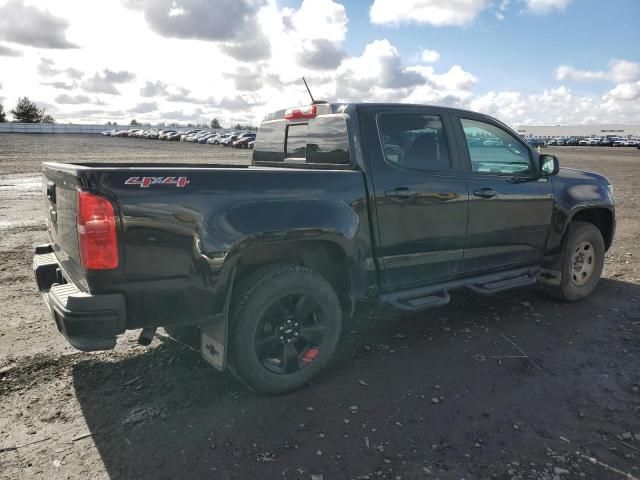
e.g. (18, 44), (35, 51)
(72, 278), (640, 480)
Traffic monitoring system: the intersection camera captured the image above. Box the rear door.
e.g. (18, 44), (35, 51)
(450, 114), (554, 272)
(360, 106), (469, 289)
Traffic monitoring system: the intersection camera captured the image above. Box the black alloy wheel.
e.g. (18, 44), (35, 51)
(255, 294), (326, 375)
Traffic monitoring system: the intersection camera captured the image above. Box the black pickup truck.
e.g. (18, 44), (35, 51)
(34, 103), (615, 393)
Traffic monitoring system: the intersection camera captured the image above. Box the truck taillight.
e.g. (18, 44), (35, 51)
(77, 190), (119, 270)
(284, 105), (316, 120)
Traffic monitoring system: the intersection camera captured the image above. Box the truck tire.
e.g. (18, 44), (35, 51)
(229, 264), (342, 394)
(544, 221), (605, 301)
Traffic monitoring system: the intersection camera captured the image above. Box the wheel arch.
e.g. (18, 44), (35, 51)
(542, 205), (614, 274)
(218, 234), (360, 315)
(569, 207), (614, 251)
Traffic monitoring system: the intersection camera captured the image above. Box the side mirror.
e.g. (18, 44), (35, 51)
(539, 154), (559, 176)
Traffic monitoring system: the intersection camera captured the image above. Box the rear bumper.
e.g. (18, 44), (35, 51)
(33, 245), (125, 351)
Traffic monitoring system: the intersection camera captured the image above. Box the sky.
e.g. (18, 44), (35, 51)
(0, 0), (638, 128)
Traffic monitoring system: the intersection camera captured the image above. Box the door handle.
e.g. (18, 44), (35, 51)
(385, 187), (418, 199)
(473, 188), (498, 198)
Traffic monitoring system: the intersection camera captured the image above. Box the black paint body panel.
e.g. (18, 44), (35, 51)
(42, 163), (373, 328)
(39, 103), (615, 332)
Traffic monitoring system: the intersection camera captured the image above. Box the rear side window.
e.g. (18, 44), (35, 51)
(377, 114), (451, 171)
(254, 115), (350, 166)
(306, 116), (350, 164)
(253, 120), (285, 162)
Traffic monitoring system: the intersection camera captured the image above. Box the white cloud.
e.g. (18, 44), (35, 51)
(224, 67), (264, 92)
(130, 101), (158, 113)
(0, 1), (636, 128)
(604, 81), (640, 102)
(140, 81), (169, 97)
(556, 59), (640, 83)
(370, 0), (491, 27)
(524, 0), (574, 14)
(123, 0), (271, 61)
(470, 90), (527, 120)
(282, 0), (347, 41)
(82, 69), (136, 95)
(281, 0), (348, 70)
(37, 57), (84, 79)
(555, 65), (607, 82)
(334, 39), (426, 102)
(0, 0), (77, 48)
(41, 80), (76, 90)
(0, 44), (22, 57)
(420, 49), (440, 63)
(54, 93), (90, 104)
(404, 64), (477, 105)
(496, 0), (510, 19)
(471, 85), (640, 125)
(609, 59), (640, 83)
(369, 0), (574, 26)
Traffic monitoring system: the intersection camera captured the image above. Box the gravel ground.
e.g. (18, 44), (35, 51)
(0, 134), (638, 480)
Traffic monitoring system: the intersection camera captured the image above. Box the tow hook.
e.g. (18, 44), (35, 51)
(138, 327), (157, 346)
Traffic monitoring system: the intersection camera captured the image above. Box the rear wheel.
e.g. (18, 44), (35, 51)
(229, 264), (342, 394)
(544, 221), (605, 301)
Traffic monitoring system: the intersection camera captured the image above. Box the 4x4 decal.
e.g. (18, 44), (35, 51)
(125, 176), (190, 188)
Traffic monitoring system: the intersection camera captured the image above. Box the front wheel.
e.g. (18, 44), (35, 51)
(544, 221), (605, 301)
(229, 264), (342, 394)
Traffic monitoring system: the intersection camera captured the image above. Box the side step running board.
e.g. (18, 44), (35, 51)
(468, 271), (537, 294)
(381, 288), (450, 312)
(380, 267), (540, 313)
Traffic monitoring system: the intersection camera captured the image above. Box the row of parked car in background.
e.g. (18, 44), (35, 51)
(525, 136), (640, 148)
(101, 128), (257, 148)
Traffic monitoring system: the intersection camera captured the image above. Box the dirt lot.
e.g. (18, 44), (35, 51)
(0, 134), (638, 480)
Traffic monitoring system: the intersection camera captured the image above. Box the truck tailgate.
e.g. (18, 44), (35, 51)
(42, 164), (87, 288)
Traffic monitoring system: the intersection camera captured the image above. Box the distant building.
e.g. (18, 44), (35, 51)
(516, 124), (640, 139)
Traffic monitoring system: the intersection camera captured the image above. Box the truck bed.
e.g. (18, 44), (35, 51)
(41, 161), (372, 329)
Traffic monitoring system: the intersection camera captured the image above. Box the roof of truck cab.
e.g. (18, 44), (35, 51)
(260, 102), (519, 136)
(349, 102), (493, 116)
(268, 102), (497, 118)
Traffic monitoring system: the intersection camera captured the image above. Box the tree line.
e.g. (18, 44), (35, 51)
(0, 97), (257, 129)
(0, 97), (55, 123)
(126, 118), (257, 130)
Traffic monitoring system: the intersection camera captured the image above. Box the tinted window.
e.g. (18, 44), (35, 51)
(286, 124), (307, 158)
(306, 115), (350, 164)
(460, 118), (532, 174)
(254, 115), (350, 165)
(378, 114), (451, 171)
(253, 119), (285, 162)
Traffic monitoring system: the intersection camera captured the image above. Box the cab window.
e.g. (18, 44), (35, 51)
(378, 114), (452, 171)
(460, 118), (533, 175)
(253, 115), (350, 165)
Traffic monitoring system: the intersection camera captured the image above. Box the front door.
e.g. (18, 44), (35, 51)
(361, 107), (469, 289)
(451, 115), (554, 272)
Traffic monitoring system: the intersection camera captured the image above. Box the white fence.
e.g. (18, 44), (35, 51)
(0, 123), (111, 134)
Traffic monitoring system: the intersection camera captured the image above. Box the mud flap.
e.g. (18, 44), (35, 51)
(201, 321), (226, 371)
(201, 268), (236, 371)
